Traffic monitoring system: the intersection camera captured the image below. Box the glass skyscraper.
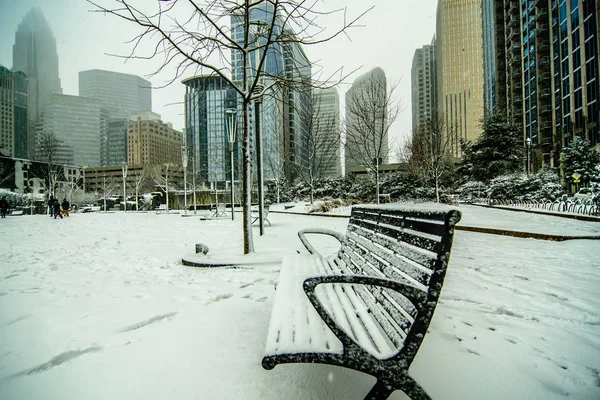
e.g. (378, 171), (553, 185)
(411, 40), (436, 131)
(494, 0), (598, 169)
(12, 8), (62, 159)
(39, 94), (108, 167)
(0, 66), (28, 159)
(183, 75), (237, 187)
(436, 0), (485, 156)
(230, 1), (312, 182)
(79, 69), (152, 120)
(79, 69), (152, 166)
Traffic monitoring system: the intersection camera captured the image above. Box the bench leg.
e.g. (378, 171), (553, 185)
(364, 376), (431, 400)
(364, 380), (394, 400)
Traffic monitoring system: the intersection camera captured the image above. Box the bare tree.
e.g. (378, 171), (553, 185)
(345, 74), (400, 203)
(88, 0), (370, 254)
(37, 131), (61, 198)
(98, 174), (119, 212)
(294, 88), (341, 203)
(130, 167), (150, 211)
(150, 163), (181, 210)
(405, 114), (454, 203)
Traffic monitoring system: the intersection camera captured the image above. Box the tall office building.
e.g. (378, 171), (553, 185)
(230, 2), (312, 182)
(12, 8), (63, 158)
(183, 75), (237, 187)
(313, 87), (341, 178)
(345, 67), (389, 175)
(482, 0), (498, 113)
(0, 66), (28, 158)
(127, 111), (183, 166)
(494, 0), (599, 170)
(79, 70), (152, 119)
(436, 0), (485, 156)
(79, 70), (152, 166)
(411, 39), (437, 131)
(38, 94), (108, 167)
(106, 119), (128, 166)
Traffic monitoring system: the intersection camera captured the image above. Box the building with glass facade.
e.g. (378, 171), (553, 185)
(0, 66), (28, 158)
(230, 2), (312, 182)
(127, 111), (183, 166)
(436, 0), (485, 157)
(411, 39), (437, 131)
(79, 69), (152, 120)
(182, 75), (237, 188)
(313, 87), (341, 178)
(493, 0), (599, 170)
(38, 94), (108, 167)
(12, 8), (63, 159)
(106, 119), (128, 166)
(345, 67), (389, 175)
(483, 0), (498, 113)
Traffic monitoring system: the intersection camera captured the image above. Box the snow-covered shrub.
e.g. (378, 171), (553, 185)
(0, 189), (30, 207)
(485, 169), (563, 201)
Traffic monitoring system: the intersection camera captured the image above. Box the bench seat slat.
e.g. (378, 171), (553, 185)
(264, 255), (342, 356)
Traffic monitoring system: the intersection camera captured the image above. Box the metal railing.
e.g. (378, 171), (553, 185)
(490, 198), (599, 216)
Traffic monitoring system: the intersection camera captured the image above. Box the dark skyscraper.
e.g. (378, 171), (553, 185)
(12, 8), (63, 158)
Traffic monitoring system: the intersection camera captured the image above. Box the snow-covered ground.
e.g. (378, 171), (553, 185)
(1, 205), (599, 400)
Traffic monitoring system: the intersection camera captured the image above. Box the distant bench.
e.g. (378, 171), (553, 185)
(252, 204), (271, 226)
(262, 204), (462, 399)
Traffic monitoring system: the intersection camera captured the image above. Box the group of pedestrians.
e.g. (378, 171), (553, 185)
(47, 197), (70, 219)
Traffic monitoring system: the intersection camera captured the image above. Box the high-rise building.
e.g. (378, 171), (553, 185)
(79, 69), (152, 120)
(493, 0), (599, 170)
(345, 67), (389, 175)
(436, 0), (485, 156)
(230, 2), (312, 182)
(106, 119), (128, 166)
(482, 0), (498, 113)
(127, 111), (183, 165)
(38, 94), (108, 167)
(12, 8), (63, 158)
(182, 75), (237, 188)
(411, 39), (437, 131)
(313, 87), (341, 178)
(0, 65), (28, 158)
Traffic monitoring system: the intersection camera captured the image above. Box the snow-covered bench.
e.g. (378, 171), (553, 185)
(155, 204), (168, 213)
(262, 204), (462, 399)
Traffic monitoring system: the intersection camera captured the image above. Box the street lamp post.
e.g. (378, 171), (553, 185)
(226, 108), (238, 221)
(526, 138), (532, 175)
(121, 162), (128, 212)
(182, 146), (188, 214)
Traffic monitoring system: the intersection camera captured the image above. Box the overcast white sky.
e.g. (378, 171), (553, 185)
(0, 0), (438, 154)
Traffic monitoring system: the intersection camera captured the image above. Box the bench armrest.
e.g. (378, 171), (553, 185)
(302, 274), (426, 353)
(298, 228), (345, 256)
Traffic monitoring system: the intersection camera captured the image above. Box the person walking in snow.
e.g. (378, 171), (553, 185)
(61, 198), (70, 217)
(0, 196), (8, 218)
(53, 199), (63, 219)
(48, 196), (55, 217)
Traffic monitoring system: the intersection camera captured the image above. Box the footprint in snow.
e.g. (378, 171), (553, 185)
(119, 312), (178, 332)
(206, 293), (233, 305)
(10, 346), (103, 377)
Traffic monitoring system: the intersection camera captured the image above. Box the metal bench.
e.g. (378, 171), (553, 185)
(262, 204), (462, 399)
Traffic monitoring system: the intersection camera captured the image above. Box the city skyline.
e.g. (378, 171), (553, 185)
(0, 0), (439, 156)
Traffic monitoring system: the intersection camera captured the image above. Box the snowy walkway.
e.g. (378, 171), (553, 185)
(0, 206), (599, 399)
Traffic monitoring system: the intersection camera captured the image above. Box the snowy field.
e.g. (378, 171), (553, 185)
(0, 204), (599, 400)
